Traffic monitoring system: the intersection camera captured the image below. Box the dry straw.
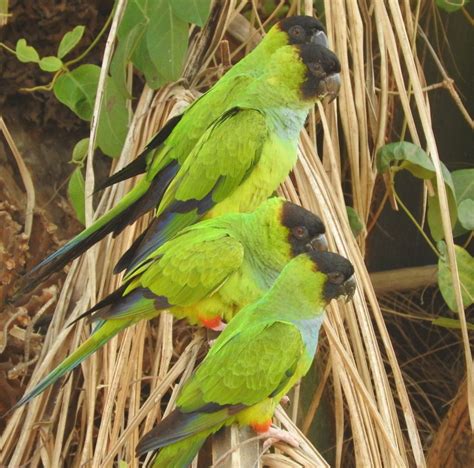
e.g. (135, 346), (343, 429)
(1, 1), (469, 467)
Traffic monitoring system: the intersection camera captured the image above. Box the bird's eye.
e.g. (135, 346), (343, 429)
(310, 62), (324, 75)
(289, 25), (305, 39)
(292, 226), (308, 239)
(328, 272), (345, 285)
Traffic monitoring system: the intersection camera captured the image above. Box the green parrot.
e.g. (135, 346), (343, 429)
(136, 250), (355, 467)
(19, 31), (340, 295)
(11, 198), (328, 410)
(98, 15), (329, 192)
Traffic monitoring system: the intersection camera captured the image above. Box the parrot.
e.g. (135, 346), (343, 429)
(18, 33), (341, 295)
(11, 198), (328, 410)
(136, 250), (356, 467)
(96, 15), (329, 192)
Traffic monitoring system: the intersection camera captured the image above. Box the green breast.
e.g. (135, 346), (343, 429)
(208, 134), (297, 218)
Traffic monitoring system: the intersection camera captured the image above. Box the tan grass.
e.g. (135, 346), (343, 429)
(1, 0), (470, 466)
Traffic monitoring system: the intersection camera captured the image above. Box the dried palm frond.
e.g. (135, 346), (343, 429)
(1, 1), (471, 467)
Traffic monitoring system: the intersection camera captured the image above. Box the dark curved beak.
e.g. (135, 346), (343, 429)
(342, 275), (356, 302)
(311, 30), (329, 48)
(307, 234), (328, 252)
(317, 73), (341, 103)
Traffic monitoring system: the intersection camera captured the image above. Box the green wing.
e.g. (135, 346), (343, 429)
(178, 321), (304, 411)
(107, 229), (245, 319)
(156, 107), (269, 214)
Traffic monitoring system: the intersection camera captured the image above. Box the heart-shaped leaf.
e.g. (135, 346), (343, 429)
(452, 169), (474, 236)
(58, 25), (85, 59)
(171, 0), (212, 26)
(68, 167), (86, 225)
(377, 141), (457, 241)
(72, 138), (90, 164)
(16, 38), (40, 63)
(437, 242), (474, 312)
(39, 56), (63, 72)
(435, 0), (470, 13)
(53, 64), (100, 120)
(146, 0), (188, 83)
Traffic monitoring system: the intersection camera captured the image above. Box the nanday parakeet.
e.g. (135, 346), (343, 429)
(136, 250), (356, 467)
(19, 24), (340, 294)
(104, 41), (340, 274)
(99, 15), (329, 191)
(11, 198), (328, 410)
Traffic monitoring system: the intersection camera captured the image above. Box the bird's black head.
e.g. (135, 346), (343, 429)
(281, 202), (328, 256)
(278, 16), (328, 48)
(309, 251), (356, 303)
(298, 43), (341, 101)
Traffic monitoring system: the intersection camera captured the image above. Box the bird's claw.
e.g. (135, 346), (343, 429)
(280, 395), (290, 406)
(210, 322), (227, 332)
(261, 427), (299, 450)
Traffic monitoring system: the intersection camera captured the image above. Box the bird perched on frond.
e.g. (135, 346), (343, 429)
(18, 16), (340, 296)
(136, 250), (356, 467)
(11, 198), (328, 410)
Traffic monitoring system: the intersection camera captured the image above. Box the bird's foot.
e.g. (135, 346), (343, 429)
(199, 315), (227, 331)
(280, 395), (290, 407)
(210, 321), (227, 332)
(261, 427), (300, 450)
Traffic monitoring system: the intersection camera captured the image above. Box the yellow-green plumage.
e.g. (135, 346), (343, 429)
(20, 21), (340, 292)
(120, 43), (340, 271)
(12, 198), (327, 410)
(137, 251), (356, 467)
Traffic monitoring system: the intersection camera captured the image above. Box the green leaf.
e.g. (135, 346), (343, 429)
(68, 167), (86, 225)
(146, 0), (188, 83)
(15, 38), (40, 63)
(435, 0), (470, 13)
(97, 77), (129, 158)
(118, 0), (149, 40)
(377, 141), (457, 241)
(110, 24), (145, 98)
(53, 64), (100, 120)
(171, 0), (211, 26)
(132, 38), (164, 88)
(437, 242), (474, 312)
(457, 199), (474, 231)
(452, 169), (474, 236)
(427, 164), (457, 241)
(39, 56), (63, 72)
(72, 138), (90, 164)
(118, 0), (165, 88)
(58, 25), (85, 59)
(376, 141), (435, 179)
(117, 0), (191, 89)
(346, 206), (364, 237)
(431, 317), (474, 331)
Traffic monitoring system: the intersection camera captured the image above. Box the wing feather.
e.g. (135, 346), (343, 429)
(157, 108), (269, 214)
(178, 321), (304, 411)
(129, 229), (245, 308)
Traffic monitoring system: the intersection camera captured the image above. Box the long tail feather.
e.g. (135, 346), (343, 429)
(95, 114), (182, 192)
(15, 182), (148, 296)
(150, 430), (212, 468)
(115, 210), (200, 274)
(137, 406), (231, 455)
(95, 152), (149, 192)
(10, 288), (162, 411)
(10, 318), (132, 411)
(16, 161), (179, 297)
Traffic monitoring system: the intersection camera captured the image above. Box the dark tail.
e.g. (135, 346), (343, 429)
(9, 287), (162, 412)
(115, 194), (214, 274)
(95, 114), (182, 192)
(15, 161), (179, 298)
(137, 405), (235, 461)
